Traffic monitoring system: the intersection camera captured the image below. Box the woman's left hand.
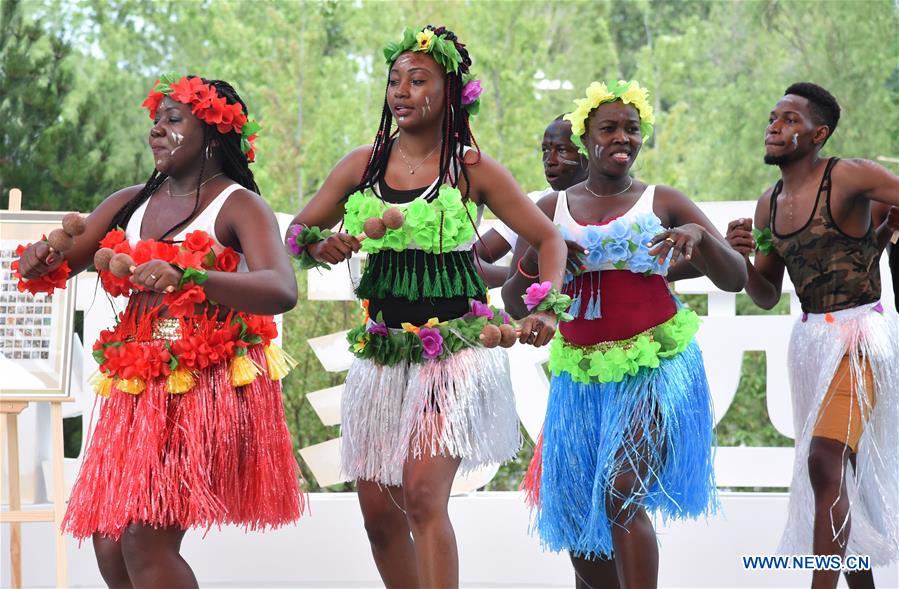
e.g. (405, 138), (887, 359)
(130, 260), (183, 293)
(648, 223), (705, 264)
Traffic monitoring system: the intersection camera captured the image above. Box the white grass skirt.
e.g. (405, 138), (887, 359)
(341, 346), (520, 486)
(778, 301), (899, 565)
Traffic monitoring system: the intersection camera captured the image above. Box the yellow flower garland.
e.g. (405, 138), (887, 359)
(564, 80), (655, 154)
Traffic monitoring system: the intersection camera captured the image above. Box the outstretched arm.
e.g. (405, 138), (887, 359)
(651, 186), (748, 292)
(288, 146), (371, 264)
(16, 186), (142, 280)
(873, 203), (899, 250)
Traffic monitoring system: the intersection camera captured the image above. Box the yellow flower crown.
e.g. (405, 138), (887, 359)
(564, 80), (655, 155)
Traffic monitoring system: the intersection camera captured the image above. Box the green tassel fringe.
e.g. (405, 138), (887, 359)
(355, 250), (487, 301)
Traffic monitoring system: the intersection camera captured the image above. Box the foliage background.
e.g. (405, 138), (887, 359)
(2, 0), (896, 490)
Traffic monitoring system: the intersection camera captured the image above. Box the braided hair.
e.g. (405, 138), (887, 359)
(107, 77), (259, 241)
(350, 25), (480, 203)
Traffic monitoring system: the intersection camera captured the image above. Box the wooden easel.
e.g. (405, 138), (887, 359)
(1, 188), (71, 587)
(0, 400), (69, 588)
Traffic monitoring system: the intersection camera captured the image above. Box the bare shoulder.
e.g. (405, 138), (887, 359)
(535, 190), (559, 217)
(754, 185), (777, 227)
(102, 184), (145, 207)
(652, 184), (690, 205)
(832, 157), (895, 188)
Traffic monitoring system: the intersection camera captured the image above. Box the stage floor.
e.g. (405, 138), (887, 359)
(2, 491), (897, 588)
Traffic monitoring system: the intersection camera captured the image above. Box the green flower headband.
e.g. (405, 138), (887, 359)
(383, 26), (482, 116)
(563, 80), (655, 155)
(383, 26), (464, 73)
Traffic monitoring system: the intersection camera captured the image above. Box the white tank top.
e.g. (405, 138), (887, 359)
(125, 183), (249, 272)
(553, 184), (660, 272)
(553, 184), (657, 240)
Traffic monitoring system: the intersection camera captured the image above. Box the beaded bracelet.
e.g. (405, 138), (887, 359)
(523, 280), (573, 322)
(286, 224), (334, 271)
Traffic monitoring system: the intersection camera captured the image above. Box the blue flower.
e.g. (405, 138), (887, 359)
(606, 218), (632, 242)
(629, 249), (656, 273)
(605, 239), (631, 263)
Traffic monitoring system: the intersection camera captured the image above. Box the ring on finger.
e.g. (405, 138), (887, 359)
(664, 237), (676, 245)
(149, 273), (158, 280)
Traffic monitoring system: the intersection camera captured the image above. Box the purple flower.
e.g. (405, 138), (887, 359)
(466, 299), (494, 320)
(461, 79), (482, 106)
(499, 310), (512, 325)
(367, 322), (389, 336)
(286, 224), (305, 256)
(524, 280), (552, 311)
(418, 327), (444, 359)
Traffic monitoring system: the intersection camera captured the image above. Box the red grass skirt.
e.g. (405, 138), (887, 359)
(62, 345), (305, 540)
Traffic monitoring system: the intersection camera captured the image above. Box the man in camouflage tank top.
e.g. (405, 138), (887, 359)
(726, 83), (899, 589)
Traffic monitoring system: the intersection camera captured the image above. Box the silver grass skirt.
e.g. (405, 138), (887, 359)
(778, 301), (899, 565)
(341, 346), (520, 486)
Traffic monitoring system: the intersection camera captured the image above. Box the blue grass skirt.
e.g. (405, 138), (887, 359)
(523, 340), (717, 558)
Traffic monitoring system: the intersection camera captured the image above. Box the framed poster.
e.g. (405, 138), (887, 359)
(0, 210), (76, 400)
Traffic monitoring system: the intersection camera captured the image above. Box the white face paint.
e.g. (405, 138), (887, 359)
(791, 132), (799, 149)
(398, 117), (406, 122)
(558, 156), (579, 166)
(422, 95), (432, 118)
(593, 145), (604, 159)
(169, 131), (185, 156)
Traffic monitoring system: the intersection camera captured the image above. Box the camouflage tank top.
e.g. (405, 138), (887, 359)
(770, 158), (881, 314)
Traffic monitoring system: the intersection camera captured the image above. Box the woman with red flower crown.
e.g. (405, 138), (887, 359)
(14, 75), (303, 588)
(287, 25), (567, 587)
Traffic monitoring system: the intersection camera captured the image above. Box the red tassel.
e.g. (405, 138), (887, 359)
(521, 431), (544, 509)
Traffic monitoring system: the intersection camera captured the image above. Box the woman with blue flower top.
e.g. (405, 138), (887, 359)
(503, 80), (747, 589)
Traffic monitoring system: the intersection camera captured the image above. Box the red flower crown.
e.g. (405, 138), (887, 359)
(141, 73), (260, 163)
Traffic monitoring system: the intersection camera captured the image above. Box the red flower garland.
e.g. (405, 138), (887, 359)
(93, 313), (277, 383)
(96, 229), (239, 308)
(141, 74), (259, 162)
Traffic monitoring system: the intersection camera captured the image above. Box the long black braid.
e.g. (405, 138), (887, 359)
(107, 77), (259, 241)
(348, 25), (478, 203)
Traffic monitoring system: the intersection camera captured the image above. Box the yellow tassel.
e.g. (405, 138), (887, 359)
(166, 368), (195, 394)
(89, 371), (113, 398)
(230, 354), (261, 387)
(263, 343), (298, 381)
(116, 377), (145, 395)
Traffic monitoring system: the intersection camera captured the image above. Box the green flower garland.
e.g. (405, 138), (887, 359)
(344, 185), (478, 254)
(752, 227), (774, 256)
(549, 308), (700, 384)
(348, 304), (510, 366)
(383, 26), (464, 74)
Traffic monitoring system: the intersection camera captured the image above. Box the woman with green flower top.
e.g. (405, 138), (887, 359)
(504, 80), (747, 589)
(287, 25), (566, 587)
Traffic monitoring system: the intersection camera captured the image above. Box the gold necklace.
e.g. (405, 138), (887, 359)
(584, 176), (634, 198)
(167, 172), (225, 197)
(397, 140), (440, 175)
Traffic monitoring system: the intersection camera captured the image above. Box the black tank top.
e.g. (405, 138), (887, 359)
(770, 158), (881, 314)
(362, 177), (486, 328)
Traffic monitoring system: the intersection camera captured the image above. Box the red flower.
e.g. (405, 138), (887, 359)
(246, 135), (257, 163)
(141, 87), (165, 119)
(92, 328), (119, 352)
(172, 248), (205, 270)
(100, 271), (133, 298)
(244, 314), (278, 346)
(183, 230), (215, 254)
(200, 95), (227, 126)
(191, 86), (218, 112)
(130, 239), (158, 265)
(214, 248), (240, 272)
(164, 284), (206, 317)
(99, 229), (127, 249)
(171, 335), (203, 370)
(168, 76), (206, 104)
(217, 102), (247, 134)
